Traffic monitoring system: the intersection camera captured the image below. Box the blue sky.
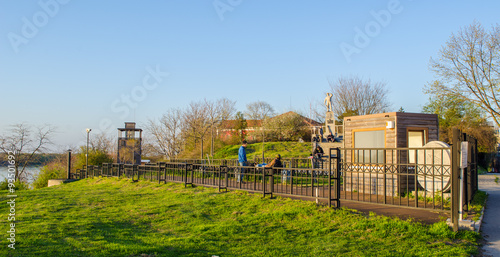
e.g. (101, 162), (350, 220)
(1, 0), (499, 151)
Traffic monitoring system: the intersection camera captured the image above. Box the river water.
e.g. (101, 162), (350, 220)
(0, 166), (41, 184)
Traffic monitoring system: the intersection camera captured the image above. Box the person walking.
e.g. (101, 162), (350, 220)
(238, 140), (248, 183)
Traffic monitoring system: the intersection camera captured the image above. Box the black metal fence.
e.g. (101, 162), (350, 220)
(71, 129), (478, 230)
(171, 157), (316, 169)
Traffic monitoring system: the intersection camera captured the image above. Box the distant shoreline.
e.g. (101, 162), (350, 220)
(0, 166), (41, 183)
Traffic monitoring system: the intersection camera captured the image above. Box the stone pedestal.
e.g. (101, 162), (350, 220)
(325, 111), (335, 136)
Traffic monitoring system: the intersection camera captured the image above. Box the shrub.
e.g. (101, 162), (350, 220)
(32, 161), (66, 189)
(0, 179), (29, 191)
(74, 147), (114, 169)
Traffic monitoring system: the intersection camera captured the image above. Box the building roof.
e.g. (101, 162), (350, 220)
(343, 112), (438, 121)
(221, 119), (261, 129)
(274, 111), (323, 126)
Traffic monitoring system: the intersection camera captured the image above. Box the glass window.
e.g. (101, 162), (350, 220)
(354, 130), (385, 163)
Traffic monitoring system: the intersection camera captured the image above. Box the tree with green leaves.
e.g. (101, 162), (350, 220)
(74, 146), (114, 169)
(427, 21), (500, 127)
(265, 112), (307, 141)
(336, 109), (359, 124)
(232, 111), (247, 143)
(422, 94), (497, 153)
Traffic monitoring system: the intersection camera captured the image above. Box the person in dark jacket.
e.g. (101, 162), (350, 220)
(327, 133), (334, 142)
(265, 154), (283, 168)
(313, 145), (324, 158)
(312, 145), (324, 169)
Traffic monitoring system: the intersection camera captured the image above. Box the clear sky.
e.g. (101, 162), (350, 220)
(1, 0), (499, 151)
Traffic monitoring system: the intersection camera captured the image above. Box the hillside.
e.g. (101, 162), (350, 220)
(0, 178), (479, 256)
(213, 142), (313, 160)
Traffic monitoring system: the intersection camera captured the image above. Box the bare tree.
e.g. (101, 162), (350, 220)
(329, 76), (391, 119)
(182, 100), (212, 159)
(90, 131), (114, 154)
(245, 101), (275, 160)
(147, 108), (185, 159)
(0, 123), (55, 182)
(245, 101), (275, 120)
(205, 98), (236, 156)
(146, 98), (235, 160)
(306, 98), (325, 123)
(427, 21), (500, 127)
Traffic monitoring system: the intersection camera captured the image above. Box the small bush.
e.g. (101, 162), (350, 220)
(429, 221), (455, 238)
(32, 161), (66, 189)
(0, 179), (29, 191)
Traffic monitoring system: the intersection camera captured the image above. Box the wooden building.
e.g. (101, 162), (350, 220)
(343, 112), (439, 150)
(341, 112), (440, 195)
(117, 122), (143, 165)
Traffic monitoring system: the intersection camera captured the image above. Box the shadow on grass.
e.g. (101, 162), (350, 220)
(11, 220), (216, 257)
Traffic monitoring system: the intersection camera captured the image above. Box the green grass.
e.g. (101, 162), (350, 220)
(463, 190), (487, 221)
(213, 142), (313, 160)
(0, 177), (479, 257)
(477, 166), (489, 175)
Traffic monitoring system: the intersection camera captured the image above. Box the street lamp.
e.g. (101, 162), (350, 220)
(67, 149), (72, 179)
(86, 128), (91, 171)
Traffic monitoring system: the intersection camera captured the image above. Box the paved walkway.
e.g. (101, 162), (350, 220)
(479, 174), (500, 257)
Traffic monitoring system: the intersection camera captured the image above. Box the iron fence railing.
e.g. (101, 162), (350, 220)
(73, 129), (478, 230)
(170, 157), (315, 169)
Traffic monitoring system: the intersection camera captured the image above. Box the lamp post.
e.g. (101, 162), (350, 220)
(67, 149), (72, 179)
(86, 128), (91, 172)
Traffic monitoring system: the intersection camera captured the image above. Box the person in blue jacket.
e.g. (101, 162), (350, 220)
(237, 140), (248, 183)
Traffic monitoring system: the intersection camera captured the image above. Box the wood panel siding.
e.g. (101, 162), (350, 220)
(342, 112), (439, 195)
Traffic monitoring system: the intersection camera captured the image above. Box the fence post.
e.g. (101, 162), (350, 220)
(311, 166), (314, 197)
(190, 164), (194, 185)
(451, 128), (460, 232)
(328, 150), (332, 207)
(461, 133), (468, 213)
(383, 149), (387, 204)
(262, 167), (266, 197)
(473, 137), (478, 194)
(225, 166), (229, 189)
(157, 163), (161, 183)
(336, 148), (341, 208)
(269, 168), (274, 197)
(67, 150), (72, 179)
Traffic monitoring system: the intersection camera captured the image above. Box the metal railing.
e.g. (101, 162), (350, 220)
(170, 157), (315, 169)
(72, 129), (478, 230)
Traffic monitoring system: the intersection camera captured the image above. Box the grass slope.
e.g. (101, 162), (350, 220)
(213, 142), (312, 160)
(0, 178), (479, 257)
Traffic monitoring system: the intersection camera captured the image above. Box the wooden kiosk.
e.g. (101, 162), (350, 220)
(341, 112), (440, 196)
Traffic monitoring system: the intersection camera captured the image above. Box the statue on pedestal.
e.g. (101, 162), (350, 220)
(324, 93), (333, 112)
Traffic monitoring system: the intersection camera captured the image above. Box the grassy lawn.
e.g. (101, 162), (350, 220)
(0, 178), (479, 257)
(213, 142), (313, 160)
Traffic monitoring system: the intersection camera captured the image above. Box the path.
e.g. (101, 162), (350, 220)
(479, 174), (500, 257)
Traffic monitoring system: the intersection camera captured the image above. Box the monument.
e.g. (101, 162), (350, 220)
(324, 93), (335, 137)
